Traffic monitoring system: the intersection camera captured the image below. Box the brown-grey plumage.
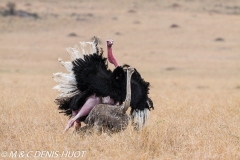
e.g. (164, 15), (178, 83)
(83, 67), (135, 133)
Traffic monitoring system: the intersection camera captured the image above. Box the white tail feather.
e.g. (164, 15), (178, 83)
(53, 85), (79, 99)
(66, 45), (81, 61)
(53, 72), (79, 99)
(131, 108), (150, 130)
(53, 84), (76, 93)
(53, 73), (76, 84)
(147, 100), (152, 109)
(86, 41), (97, 54)
(58, 58), (73, 73)
(80, 42), (87, 55)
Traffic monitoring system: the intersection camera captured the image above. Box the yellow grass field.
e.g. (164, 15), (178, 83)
(0, 0), (240, 159)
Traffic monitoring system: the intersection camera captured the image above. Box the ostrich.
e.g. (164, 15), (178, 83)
(53, 37), (153, 133)
(83, 67), (135, 132)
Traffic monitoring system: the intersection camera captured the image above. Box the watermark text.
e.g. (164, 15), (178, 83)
(1, 150), (86, 158)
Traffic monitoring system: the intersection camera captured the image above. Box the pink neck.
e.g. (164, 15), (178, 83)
(107, 46), (119, 67)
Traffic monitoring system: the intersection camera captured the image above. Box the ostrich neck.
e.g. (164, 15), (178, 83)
(107, 46), (119, 67)
(122, 69), (134, 113)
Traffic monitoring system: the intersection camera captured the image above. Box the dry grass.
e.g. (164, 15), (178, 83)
(0, 0), (240, 159)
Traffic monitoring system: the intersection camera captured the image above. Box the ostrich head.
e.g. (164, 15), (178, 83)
(107, 39), (119, 67)
(107, 39), (113, 47)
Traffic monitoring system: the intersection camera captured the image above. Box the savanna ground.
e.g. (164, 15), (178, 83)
(0, 0), (240, 159)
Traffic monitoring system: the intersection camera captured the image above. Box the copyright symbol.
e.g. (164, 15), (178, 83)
(1, 151), (7, 158)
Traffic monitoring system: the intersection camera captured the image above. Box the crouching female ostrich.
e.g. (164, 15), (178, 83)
(83, 67), (135, 132)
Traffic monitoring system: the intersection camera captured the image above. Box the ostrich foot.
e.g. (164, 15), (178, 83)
(75, 120), (81, 130)
(63, 119), (75, 133)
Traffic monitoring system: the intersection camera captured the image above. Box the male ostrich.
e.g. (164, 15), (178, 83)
(53, 37), (153, 133)
(84, 67), (135, 132)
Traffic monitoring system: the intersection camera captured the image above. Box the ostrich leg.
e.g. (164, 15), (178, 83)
(63, 95), (101, 133)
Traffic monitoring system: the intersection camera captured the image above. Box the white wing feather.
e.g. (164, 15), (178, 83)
(53, 39), (97, 101)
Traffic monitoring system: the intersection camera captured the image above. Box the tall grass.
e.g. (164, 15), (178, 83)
(0, 74), (239, 159)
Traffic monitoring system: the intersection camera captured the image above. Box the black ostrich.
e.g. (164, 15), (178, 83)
(53, 38), (154, 133)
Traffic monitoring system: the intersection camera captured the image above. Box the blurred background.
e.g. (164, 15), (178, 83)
(0, 0), (239, 90)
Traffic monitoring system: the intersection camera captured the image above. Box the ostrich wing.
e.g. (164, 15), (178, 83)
(72, 52), (114, 97)
(53, 40), (118, 118)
